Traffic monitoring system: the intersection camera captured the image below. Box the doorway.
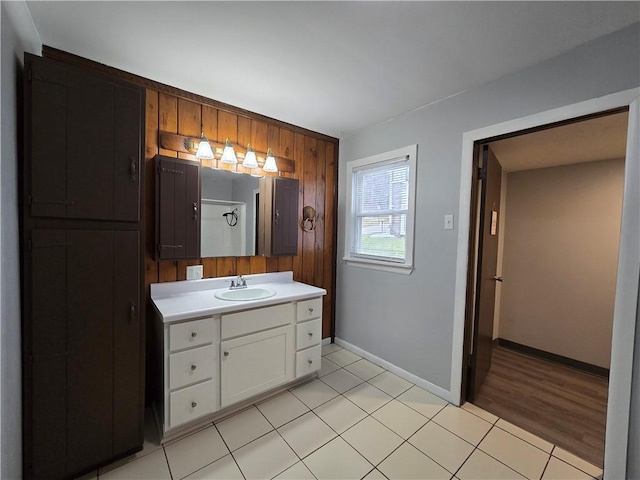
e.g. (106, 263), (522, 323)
(462, 109), (628, 467)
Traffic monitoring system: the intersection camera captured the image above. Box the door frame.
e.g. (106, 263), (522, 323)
(450, 88), (639, 478)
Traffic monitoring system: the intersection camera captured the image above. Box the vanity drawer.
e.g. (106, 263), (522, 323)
(169, 344), (216, 390)
(169, 317), (216, 352)
(296, 319), (322, 350)
(296, 298), (322, 323)
(169, 379), (217, 428)
(295, 345), (321, 378)
(221, 303), (293, 340)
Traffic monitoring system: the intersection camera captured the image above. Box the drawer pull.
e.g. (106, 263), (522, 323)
(309, 307), (314, 313)
(190, 364), (197, 371)
(308, 332), (313, 337)
(191, 401), (197, 408)
(223, 351), (229, 357)
(191, 332), (198, 338)
(308, 359), (313, 365)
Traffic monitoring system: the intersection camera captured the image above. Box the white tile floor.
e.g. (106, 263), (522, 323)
(83, 344), (604, 480)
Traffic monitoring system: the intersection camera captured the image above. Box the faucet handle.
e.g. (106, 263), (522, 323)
(230, 280), (235, 288)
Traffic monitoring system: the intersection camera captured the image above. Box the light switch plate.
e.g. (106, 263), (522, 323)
(186, 265), (203, 280)
(444, 214), (454, 230)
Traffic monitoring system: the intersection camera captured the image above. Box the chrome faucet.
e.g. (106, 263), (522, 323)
(230, 275), (247, 289)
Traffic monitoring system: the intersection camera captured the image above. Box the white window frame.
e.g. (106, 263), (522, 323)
(344, 144), (417, 275)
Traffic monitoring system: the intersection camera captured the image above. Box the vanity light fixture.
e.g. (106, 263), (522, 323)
(242, 143), (259, 169)
(263, 148), (278, 173)
(194, 131), (214, 160)
(220, 137), (238, 165)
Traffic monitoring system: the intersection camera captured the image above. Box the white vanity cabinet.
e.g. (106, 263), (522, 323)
(152, 272), (327, 440)
(164, 315), (219, 432)
(295, 298), (322, 377)
(220, 303), (295, 407)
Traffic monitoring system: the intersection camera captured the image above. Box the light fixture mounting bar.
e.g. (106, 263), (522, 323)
(159, 131), (295, 173)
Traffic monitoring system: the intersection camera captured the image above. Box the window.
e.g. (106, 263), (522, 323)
(344, 145), (417, 274)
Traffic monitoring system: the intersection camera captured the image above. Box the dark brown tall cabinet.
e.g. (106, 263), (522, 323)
(21, 53), (145, 479)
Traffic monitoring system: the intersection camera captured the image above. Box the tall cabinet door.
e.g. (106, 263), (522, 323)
(156, 155), (201, 260)
(25, 230), (141, 478)
(26, 54), (142, 222)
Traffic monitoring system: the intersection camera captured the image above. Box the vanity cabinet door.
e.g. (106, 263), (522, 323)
(25, 54), (143, 222)
(155, 155), (201, 260)
(220, 325), (295, 407)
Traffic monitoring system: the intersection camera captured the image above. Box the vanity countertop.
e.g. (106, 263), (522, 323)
(151, 271), (327, 323)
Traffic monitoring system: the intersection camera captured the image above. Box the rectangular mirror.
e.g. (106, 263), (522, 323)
(201, 169), (260, 257)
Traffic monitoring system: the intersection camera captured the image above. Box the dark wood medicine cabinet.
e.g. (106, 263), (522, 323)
(21, 53), (146, 479)
(155, 153), (299, 261)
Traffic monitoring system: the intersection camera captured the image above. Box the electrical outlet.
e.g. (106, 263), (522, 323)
(444, 214), (454, 230)
(186, 265), (203, 280)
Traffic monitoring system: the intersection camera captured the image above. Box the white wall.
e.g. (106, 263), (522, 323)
(0, 1), (41, 477)
(499, 159), (624, 368)
(336, 23), (640, 392)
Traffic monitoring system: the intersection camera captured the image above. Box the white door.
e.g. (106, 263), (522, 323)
(220, 325), (295, 407)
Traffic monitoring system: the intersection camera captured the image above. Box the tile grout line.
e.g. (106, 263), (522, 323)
(162, 445), (175, 480)
(469, 423), (543, 480)
(212, 422), (246, 480)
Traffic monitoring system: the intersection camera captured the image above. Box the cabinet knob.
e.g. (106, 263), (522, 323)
(224, 351), (229, 357)
(309, 307), (313, 313)
(308, 332), (313, 337)
(191, 401), (197, 408)
(190, 364), (197, 371)
(191, 332), (198, 338)
(308, 359), (313, 365)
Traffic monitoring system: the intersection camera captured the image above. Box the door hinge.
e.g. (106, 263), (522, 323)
(467, 354), (472, 367)
(477, 165), (485, 181)
(28, 239), (33, 252)
(26, 68), (32, 82)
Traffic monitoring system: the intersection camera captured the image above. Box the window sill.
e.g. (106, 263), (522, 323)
(343, 256), (413, 275)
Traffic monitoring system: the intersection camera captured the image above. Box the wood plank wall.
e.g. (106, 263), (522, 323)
(145, 89), (338, 338)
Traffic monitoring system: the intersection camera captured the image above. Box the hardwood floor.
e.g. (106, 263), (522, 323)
(473, 345), (608, 468)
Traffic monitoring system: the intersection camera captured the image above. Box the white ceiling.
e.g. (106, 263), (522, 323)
(26, 1), (640, 138)
(490, 111), (629, 172)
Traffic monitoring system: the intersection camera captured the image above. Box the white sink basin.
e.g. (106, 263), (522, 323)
(214, 287), (276, 301)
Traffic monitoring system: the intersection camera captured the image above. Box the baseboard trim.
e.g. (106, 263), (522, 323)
(334, 337), (454, 404)
(321, 337), (332, 346)
(497, 338), (609, 378)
